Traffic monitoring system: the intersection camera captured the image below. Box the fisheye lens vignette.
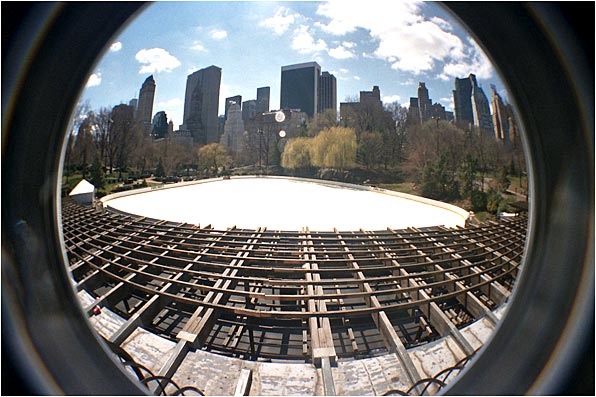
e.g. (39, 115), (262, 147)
(63, 2), (528, 395)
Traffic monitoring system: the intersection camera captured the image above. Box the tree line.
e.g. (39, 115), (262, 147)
(65, 99), (526, 214)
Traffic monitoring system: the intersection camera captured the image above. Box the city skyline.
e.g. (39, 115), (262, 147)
(80, 1), (509, 127)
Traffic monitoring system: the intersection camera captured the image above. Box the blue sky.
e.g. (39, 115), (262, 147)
(81, 1), (508, 128)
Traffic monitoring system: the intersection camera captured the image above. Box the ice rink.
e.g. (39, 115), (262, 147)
(104, 177), (467, 231)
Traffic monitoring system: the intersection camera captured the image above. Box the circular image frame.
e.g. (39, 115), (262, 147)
(2, 2), (593, 395)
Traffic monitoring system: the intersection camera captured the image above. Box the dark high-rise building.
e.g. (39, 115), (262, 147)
(491, 85), (510, 142)
(318, 71), (337, 114)
(360, 85), (381, 105)
(417, 82), (431, 123)
(151, 111), (169, 139)
(340, 86), (393, 134)
(181, 65), (222, 145)
(225, 95), (242, 120)
(453, 75), (474, 125)
(280, 62), (321, 118)
(137, 75), (156, 134)
(129, 98), (138, 119)
(256, 87), (270, 114)
(110, 103), (135, 169)
(471, 78), (493, 132)
(220, 103), (244, 153)
(431, 103), (446, 121)
(242, 100), (257, 123)
(408, 97), (420, 124)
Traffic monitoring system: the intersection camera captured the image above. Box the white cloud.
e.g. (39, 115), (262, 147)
(375, 20), (465, 74)
(109, 41), (122, 52)
(331, 68), (351, 80)
(438, 39), (494, 81)
(210, 29), (228, 40)
(259, 6), (299, 35)
(191, 42), (207, 52)
(135, 48), (181, 74)
(291, 25), (327, 54)
(383, 94), (401, 104)
(315, 0), (493, 78)
(86, 72), (101, 87)
(353, 75), (361, 80)
(292, 25), (327, 54)
(317, 0), (421, 36)
(430, 16), (452, 31)
(329, 45), (355, 60)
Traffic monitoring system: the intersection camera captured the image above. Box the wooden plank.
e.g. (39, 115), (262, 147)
(403, 270), (474, 356)
(176, 230), (260, 339)
(302, 228), (337, 367)
(321, 357), (336, 396)
(335, 230), (422, 393)
(436, 264), (499, 326)
(234, 369), (252, 396)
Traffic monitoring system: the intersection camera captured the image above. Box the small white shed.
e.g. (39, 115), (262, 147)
(69, 179), (95, 205)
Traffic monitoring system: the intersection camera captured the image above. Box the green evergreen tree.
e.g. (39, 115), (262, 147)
(497, 166), (511, 192)
(471, 190), (488, 212)
(90, 156), (105, 189)
(155, 157), (165, 177)
(420, 153), (459, 201)
(487, 189), (503, 214)
(458, 154), (478, 200)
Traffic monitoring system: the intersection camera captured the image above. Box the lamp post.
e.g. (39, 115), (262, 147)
(432, 116), (441, 154)
(258, 129), (263, 175)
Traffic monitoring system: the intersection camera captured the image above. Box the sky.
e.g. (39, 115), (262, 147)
(80, 1), (509, 128)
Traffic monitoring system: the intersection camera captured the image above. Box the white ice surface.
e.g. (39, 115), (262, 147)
(105, 177), (466, 231)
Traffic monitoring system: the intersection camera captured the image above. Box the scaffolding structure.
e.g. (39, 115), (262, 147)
(62, 198), (526, 395)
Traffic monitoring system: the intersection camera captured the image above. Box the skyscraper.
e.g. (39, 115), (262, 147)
(340, 86), (393, 133)
(137, 75), (156, 134)
(181, 65), (222, 145)
(225, 95), (242, 120)
(453, 75), (474, 125)
(490, 85), (510, 142)
(242, 100), (257, 123)
(129, 98), (138, 118)
(219, 103), (244, 153)
(280, 62), (321, 118)
(151, 111), (169, 139)
(471, 78), (493, 132)
(417, 82), (431, 123)
(256, 87), (270, 114)
(318, 71), (337, 115)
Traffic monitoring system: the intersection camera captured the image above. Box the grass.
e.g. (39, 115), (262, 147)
(376, 182), (418, 195)
(62, 171), (162, 197)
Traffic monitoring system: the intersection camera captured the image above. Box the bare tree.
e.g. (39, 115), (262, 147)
(71, 115), (97, 178)
(357, 131), (384, 169)
(307, 109), (338, 136)
(64, 101), (92, 179)
(383, 101), (409, 167)
(91, 107), (112, 173)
